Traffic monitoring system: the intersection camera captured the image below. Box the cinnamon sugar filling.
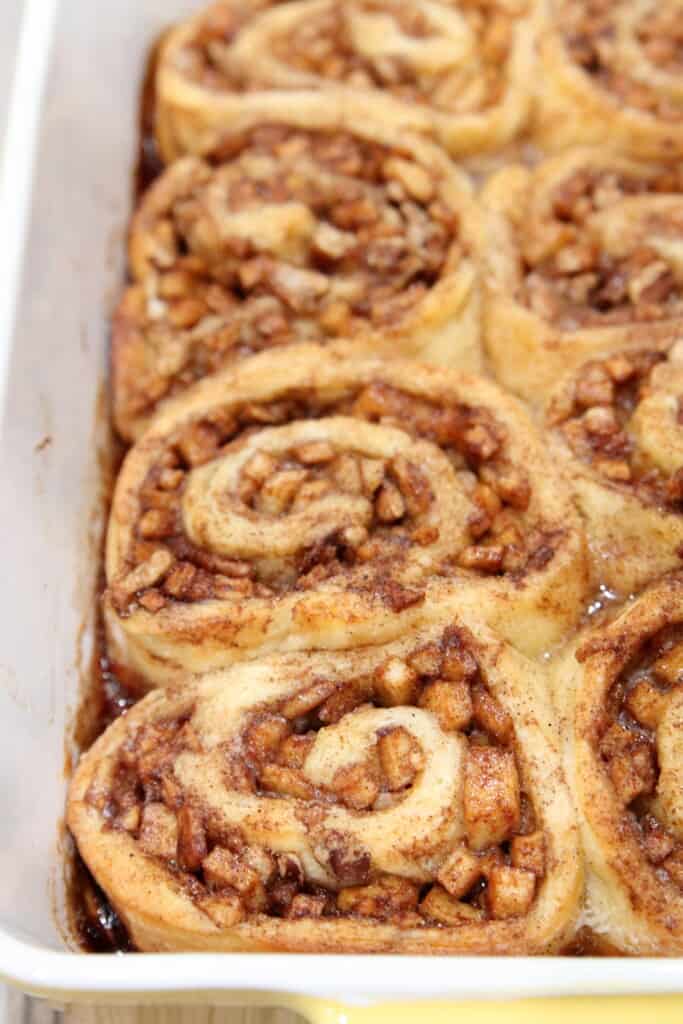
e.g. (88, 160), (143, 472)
(549, 345), (683, 508)
(563, 0), (683, 122)
(523, 167), (683, 330)
(119, 126), (457, 424)
(108, 383), (560, 617)
(589, 623), (683, 890)
(88, 627), (545, 927)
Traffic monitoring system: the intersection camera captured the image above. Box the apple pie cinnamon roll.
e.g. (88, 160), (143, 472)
(104, 343), (587, 687)
(546, 337), (683, 595)
(154, 0), (536, 164)
(554, 575), (683, 954)
(68, 618), (582, 953)
(112, 123), (481, 441)
(535, 0), (683, 160)
(479, 148), (683, 402)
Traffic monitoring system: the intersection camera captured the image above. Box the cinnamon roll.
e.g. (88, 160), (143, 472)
(546, 337), (683, 595)
(535, 0), (683, 160)
(554, 575), (683, 954)
(155, 0), (536, 164)
(68, 618), (582, 953)
(479, 148), (683, 402)
(104, 343), (588, 687)
(112, 123), (481, 441)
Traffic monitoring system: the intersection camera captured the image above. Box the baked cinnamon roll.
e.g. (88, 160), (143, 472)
(554, 575), (683, 954)
(479, 148), (683, 402)
(535, 0), (683, 160)
(68, 618), (582, 953)
(546, 337), (683, 595)
(155, 0), (536, 164)
(113, 123), (481, 441)
(104, 343), (588, 687)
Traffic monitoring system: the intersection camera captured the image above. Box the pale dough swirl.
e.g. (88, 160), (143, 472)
(104, 342), (588, 687)
(181, 418), (469, 575)
(179, 698), (465, 884)
(113, 123), (482, 440)
(652, 690), (683, 842)
(545, 338), (683, 595)
(553, 575), (683, 955)
(68, 617), (582, 953)
(477, 148), (683, 402)
(534, 0), (683, 160)
(155, 0), (537, 162)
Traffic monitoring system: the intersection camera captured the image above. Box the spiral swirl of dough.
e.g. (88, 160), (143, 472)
(477, 147), (683, 402)
(554, 575), (683, 955)
(652, 691), (683, 843)
(180, 692), (465, 885)
(535, 0), (683, 159)
(629, 358), (683, 478)
(68, 618), (582, 953)
(545, 338), (683, 595)
(104, 342), (588, 687)
(154, 0), (537, 163)
(112, 123), (481, 440)
(181, 417), (469, 578)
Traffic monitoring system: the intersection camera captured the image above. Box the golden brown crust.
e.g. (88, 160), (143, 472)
(112, 126), (482, 441)
(68, 617), (582, 953)
(545, 338), (683, 596)
(104, 342), (588, 687)
(154, 0), (537, 163)
(534, 0), (683, 160)
(477, 148), (683, 402)
(553, 575), (683, 955)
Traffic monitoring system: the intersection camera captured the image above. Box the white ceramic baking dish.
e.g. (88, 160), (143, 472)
(1, 0), (683, 1017)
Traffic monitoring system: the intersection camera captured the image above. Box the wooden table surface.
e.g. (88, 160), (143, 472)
(5, 996), (301, 1024)
(3, 989), (307, 1024)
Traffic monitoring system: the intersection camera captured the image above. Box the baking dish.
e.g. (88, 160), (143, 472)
(1, 0), (683, 1016)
